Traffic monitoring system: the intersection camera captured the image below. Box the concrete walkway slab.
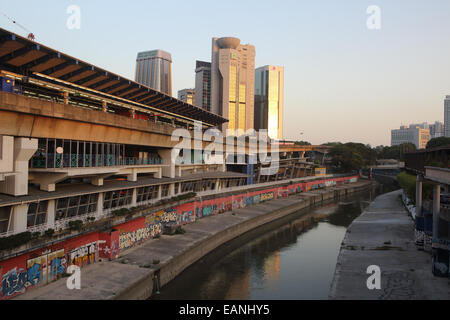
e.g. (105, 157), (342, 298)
(330, 190), (450, 300)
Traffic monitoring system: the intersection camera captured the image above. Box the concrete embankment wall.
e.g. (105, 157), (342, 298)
(116, 179), (373, 300)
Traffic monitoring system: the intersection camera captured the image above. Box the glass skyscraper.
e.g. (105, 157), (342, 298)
(211, 37), (255, 134)
(194, 60), (211, 111)
(254, 66), (284, 140)
(135, 50), (172, 96)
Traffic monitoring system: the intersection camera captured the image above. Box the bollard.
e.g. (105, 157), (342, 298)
(415, 215), (424, 250)
(423, 208), (433, 253)
(432, 247), (449, 277)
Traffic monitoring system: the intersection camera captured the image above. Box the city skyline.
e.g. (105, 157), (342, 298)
(1, 0), (449, 146)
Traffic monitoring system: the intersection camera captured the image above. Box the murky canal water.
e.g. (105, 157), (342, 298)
(152, 183), (398, 300)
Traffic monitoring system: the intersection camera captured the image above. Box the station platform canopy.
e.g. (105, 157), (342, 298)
(0, 28), (227, 127)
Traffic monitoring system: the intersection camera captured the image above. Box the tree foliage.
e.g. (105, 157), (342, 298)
(294, 140), (311, 146)
(426, 137), (450, 149)
(328, 143), (376, 172)
(377, 143), (416, 161)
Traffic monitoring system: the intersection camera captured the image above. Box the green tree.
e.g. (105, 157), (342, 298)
(328, 144), (364, 172)
(426, 137), (450, 149)
(378, 143), (416, 160)
(294, 140), (311, 146)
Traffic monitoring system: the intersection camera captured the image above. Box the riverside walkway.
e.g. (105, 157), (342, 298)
(15, 181), (371, 300)
(330, 189), (450, 300)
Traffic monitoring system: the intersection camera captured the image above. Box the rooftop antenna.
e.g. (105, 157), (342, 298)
(0, 11), (35, 41)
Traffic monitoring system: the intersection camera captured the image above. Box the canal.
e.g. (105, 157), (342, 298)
(152, 183), (398, 300)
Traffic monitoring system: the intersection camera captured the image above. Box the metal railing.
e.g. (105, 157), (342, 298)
(31, 154), (163, 169)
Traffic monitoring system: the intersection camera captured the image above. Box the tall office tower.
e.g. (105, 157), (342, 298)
(211, 37), (255, 134)
(445, 96), (450, 137)
(178, 88), (195, 105)
(194, 60), (212, 111)
(429, 121), (444, 139)
(254, 65), (284, 140)
(135, 50), (173, 96)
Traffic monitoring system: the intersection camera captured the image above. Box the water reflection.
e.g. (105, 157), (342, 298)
(152, 184), (395, 300)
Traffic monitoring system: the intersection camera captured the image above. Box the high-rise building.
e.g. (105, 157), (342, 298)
(254, 65), (284, 140)
(178, 88), (195, 105)
(135, 50), (173, 96)
(211, 37), (255, 134)
(445, 96), (450, 137)
(194, 61), (211, 111)
(391, 124), (430, 149)
(429, 121), (444, 139)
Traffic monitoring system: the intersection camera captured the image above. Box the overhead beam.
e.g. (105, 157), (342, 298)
(75, 72), (103, 85)
(60, 65), (94, 81)
(19, 52), (61, 71)
(0, 44), (40, 64)
(40, 59), (78, 75)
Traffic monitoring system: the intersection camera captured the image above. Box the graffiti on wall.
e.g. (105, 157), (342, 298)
(26, 255), (46, 287)
(1, 267), (27, 298)
(1, 248), (67, 299)
(119, 228), (150, 250)
(70, 242), (96, 267)
(47, 250), (66, 282)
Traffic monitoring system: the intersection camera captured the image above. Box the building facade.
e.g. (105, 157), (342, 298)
(210, 37), (255, 134)
(254, 65), (284, 140)
(429, 121), (444, 139)
(194, 61), (211, 111)
(178, 88), (195, 105)
(445, 96), (450, 137)
(135, 50), (173, 96)
(391, 125), (430, 149)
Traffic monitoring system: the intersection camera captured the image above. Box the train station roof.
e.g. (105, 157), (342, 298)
(0, 28), (227, 126)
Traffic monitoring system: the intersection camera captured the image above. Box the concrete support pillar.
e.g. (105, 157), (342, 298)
(432, 184), (441, 244)
(127, 169), (137, 182)
(130, 109), (135, 118)
(0, 135), (14, 173)
(91, 177), (104, 186)
(169, 183), (175, 197)
(63, 91), (69, 105)
(11, 204), (28, 234)
(46, 200), (56, 230)
(155, 167), (162, 179)
(416, 175), (423, 217)
(171, 119), (175, 127)
(131, 188), (137, 206)
(0, 138), (38, 196)
(216, 178), (221, 191)
(96, 192), (104, 218)
(157, 185), (162, 200)
(102, 101), (107, 112)
(154, 115), (158, 123)
(158, 149), (176, 178)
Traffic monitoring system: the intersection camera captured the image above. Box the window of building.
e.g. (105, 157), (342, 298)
(56, 194), (98, 220)
(181, 181), (195, 193)
(103, 189), (132, 210)
(137, 185), (159, 203)
(161, 184), (170, 198)
(0, 206), (11, 234)
(27, 201), (48, 228)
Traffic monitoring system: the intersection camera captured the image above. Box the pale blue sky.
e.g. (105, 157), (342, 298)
(1, 0), (449, 146)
